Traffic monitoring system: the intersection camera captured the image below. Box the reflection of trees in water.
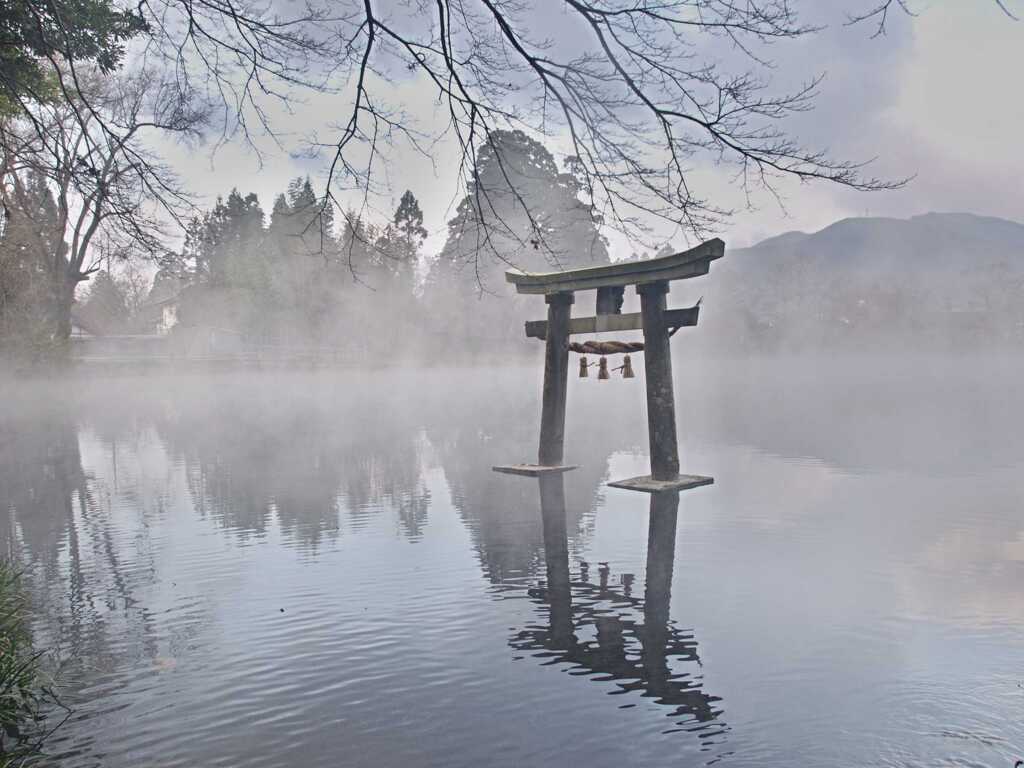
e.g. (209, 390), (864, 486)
(424, 371), (645, 583)
(150, 378), (432, 547)
(0, 400), (167, 751)
(512, 478), (728, 750)
(332, 409), (430, 539)
(0, 376), (441, 759)
(424, 374), (541, 580)
(0, 406), (84, 565)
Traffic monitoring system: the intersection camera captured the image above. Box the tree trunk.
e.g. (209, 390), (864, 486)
(52, 269), (76, 346)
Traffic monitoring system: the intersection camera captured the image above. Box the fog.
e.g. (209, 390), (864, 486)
(1, 1), (1023, 766)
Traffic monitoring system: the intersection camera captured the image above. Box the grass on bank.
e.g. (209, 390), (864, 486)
(0, 564), (61, 766)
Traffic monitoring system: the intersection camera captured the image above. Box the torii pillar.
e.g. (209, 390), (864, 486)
(637, 281), (679, 480)
(538, 293), (573, 467)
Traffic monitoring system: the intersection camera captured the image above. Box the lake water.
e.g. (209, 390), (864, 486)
(1, 357), (1022, 767)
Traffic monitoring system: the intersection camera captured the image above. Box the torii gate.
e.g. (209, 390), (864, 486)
(493, 238), (725, 493)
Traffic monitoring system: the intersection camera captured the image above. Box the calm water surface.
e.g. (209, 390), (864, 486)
(1, 357), (1022, 767)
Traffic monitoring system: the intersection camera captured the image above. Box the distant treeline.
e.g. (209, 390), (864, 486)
(4, 132), (1022, 365)
(1, 130), (609, 364)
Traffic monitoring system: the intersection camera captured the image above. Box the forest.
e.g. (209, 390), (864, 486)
(7, 154), (1024, 364)
(2, 128), (609, 364)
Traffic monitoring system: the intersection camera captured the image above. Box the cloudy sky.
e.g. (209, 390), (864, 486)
(155, 1), (1022, 257)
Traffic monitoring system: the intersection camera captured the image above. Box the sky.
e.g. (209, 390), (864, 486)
(153, 0), (1023, 258)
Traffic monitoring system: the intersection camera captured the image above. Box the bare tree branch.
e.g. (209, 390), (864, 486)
(1, 66), (207, 342)
(8, 0), (1018, 280)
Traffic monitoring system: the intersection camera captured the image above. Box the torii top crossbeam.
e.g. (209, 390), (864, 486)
(505, 238), (724, 295)
(493, 238), (726, 494)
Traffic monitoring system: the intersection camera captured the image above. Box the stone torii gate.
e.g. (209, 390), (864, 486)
(493, 238), (725, 493)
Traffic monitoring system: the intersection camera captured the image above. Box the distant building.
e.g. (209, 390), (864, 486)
(69, 309), (102, 339)
(159, 302), (178, 336)
(132, 294), (180, 336)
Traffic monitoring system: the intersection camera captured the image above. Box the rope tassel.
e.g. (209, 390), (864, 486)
(598, 356), (609, 380)
(621, 354), (635, 379)
(579, 356), (589, 378)
(569, 340), (644, 355)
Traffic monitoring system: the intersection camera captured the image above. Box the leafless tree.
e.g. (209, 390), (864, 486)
(16, 0), (1020, 274)
(0, 67), (207, 345)
(133, 0), (1020, 259)
(849, 0), (1016, 38)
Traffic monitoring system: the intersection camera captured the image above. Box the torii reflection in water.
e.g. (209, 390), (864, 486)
(510, 474), (728, 749)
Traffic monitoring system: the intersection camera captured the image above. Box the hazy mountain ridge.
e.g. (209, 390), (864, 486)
(736, 212), (1024, 269)
(698, 212), (1024, 351)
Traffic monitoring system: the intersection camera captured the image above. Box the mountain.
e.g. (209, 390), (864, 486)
(696, 213), (1024, 352)
(733, 212), (1024, 276)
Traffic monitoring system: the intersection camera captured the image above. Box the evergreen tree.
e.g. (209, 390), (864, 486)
(269, 194), (291, 231)
(374, 191), (427, 285)
(394, 190), (427, 257)
(430, 131), (608, 290)
(358, 192), (430, 356)
(176, 189), (271, 342)
(78, 270), (129, 334)
(216, 190), (267, 290)
(424, 130), (609, 354)
(339, 210), (377, 278)
(0, 170), (62, 356)
(174, 178), (346, 350)
(278, 178), (341, 344)
(0, 0), (145, 113)
(286, 177), (335, 257)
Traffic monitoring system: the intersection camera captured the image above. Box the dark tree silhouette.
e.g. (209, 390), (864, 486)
(0, 0), (144, 110)
(0, 168), (60, 356)
(395, 191), (427, 244)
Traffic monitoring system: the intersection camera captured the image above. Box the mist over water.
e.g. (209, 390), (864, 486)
(2, 356), (1022, 767)
(1, 0), (1021, 763)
